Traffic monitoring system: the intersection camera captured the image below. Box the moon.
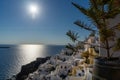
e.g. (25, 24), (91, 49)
(28, 4), (39, 19)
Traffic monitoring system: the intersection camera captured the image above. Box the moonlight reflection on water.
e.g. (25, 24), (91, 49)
(18, 45), (46, 63)
(0, 44), (64, 79)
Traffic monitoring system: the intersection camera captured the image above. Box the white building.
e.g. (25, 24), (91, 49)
(84, 33), (99, 52)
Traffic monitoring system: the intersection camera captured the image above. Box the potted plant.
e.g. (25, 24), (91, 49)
(68, 0), (120, 79)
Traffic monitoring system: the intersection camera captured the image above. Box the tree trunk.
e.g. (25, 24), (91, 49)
(106, 39), (110, 58)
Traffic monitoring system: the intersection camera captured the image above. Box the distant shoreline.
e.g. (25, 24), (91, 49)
(0, 47), (10, 48)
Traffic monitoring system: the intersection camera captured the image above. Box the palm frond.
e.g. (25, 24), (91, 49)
(72, 2), (89, 15)
(72, 2), (103, 29)
(74, 20), (95, 32)
(65, 43), (75, 52)
(72, 2), (94, 20)
(87, 9), (103, 28)
(66, 30), (79, 42)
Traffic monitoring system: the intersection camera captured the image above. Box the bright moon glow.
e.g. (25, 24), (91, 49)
(28, 4), (39, 19)
(19, 45), (45, 63)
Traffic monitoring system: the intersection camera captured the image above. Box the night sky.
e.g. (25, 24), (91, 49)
(0, 0), (90, 45)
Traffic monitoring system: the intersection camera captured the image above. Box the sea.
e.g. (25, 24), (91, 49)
(0, 44), (64, 80)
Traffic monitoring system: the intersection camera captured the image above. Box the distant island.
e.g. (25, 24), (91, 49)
(0, 47), (10, 48)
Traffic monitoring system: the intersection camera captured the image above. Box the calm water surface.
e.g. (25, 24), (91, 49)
(0, 44), (64, 80)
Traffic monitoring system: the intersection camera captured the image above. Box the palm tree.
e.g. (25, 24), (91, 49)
(71, 0), (120, 58)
